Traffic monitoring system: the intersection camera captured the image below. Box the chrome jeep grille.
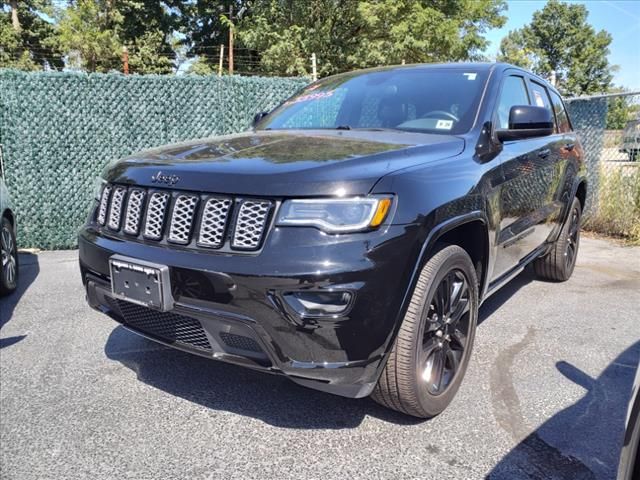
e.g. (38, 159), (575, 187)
(198, 197), (232, 248)
(232, 200), (272, 250)
(123, 189), (145, 235)
(97, 185), (112, 225)
(95, 183), (273, 252)
(168, 195), (198, 244)
(107, 186), (126, 230)
(144, 192), (170, 240)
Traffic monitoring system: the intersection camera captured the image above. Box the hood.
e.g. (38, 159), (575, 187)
(104, 130), (464, 196)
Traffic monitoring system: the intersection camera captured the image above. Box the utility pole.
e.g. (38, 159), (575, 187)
(122, 46), (129, 75)
(218, 44), (225, 77)
(228, 5), (234, 75)
(310, 53), (317, 81)
(9, 0), (20, 31)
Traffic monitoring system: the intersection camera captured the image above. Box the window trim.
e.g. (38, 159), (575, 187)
(491, 73), (531, 141)
(547, 88), (574, 133)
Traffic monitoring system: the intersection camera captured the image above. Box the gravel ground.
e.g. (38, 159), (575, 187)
(1, 236), (639, 480)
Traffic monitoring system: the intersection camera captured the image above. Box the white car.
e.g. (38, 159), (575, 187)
(0, 169), (17, 296)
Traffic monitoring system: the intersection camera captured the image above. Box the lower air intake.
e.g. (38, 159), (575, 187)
(112, 299), (212, 352)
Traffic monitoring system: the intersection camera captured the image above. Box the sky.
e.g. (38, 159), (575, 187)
(483, 0), (640, 90)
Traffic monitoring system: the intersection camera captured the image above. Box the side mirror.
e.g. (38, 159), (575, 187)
(496, 105), (554, 141)
(252, 111), (269, 128)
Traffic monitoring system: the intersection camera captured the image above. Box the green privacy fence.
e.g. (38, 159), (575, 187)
(0, 70), (308, 249)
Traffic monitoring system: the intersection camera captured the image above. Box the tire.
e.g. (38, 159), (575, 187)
(534, 197), (581, 282)
(0, 217), (18, 296)
(371, 245), (479, 418)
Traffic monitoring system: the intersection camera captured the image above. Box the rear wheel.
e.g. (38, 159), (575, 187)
(371, 245), (478, 418)
(534, 197), (581, 282)
(0, 217), (18, 296)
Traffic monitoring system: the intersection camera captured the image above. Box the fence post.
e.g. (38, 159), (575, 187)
(218, 44), (224, 77)
(310, 53), (317, 81)
(122, 46), (129, 75)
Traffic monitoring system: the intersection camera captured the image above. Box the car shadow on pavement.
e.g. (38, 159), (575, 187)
(487, 341), (640, 480)
(104, 325), (422, 429)
(102, 266), (540, 429)
(0, 252), (39, 348)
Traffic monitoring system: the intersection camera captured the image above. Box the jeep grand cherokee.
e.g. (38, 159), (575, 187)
(79, 63), (586, 418)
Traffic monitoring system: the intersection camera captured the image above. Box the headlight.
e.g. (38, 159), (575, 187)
(93, 177), (107, 201)
(276, 196), (392, 233)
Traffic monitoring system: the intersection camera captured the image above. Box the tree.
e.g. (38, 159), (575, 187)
(55, 0), (182, 74)
(0, 0), (64, 70)
(236, 0), (507, 77)
(56, 0), (122, 72)
(497, 0), (613, 95)
(179, 0), (250, 73)
(352, 0), (506, 67)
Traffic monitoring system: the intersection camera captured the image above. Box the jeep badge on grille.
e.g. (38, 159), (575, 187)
(151, 171), (180, 186)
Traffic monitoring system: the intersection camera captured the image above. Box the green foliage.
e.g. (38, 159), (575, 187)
(605, 91), (640, 130)
(55, 0), (179, 74)
(583, 166), (640, 244)
(237, 0), (507, 77)
(55, 0), (122, 72)
(497, 0), (613, 95)
(0, 0), (63, 70)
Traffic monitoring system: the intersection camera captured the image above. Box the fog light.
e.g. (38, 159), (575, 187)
(283, 291), (353, 317)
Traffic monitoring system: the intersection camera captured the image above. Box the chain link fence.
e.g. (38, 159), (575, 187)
(0, 70), (307, 249)
(1, 69), (638, 249)
(566, 92), (640, 242)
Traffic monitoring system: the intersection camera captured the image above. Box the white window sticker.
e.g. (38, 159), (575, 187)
(435, 119), (453, 130)
(463, 72), (477, 80)
(533, 90), (545, 107)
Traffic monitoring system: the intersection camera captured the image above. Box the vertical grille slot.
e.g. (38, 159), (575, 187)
(232, 200), (272, 250)
(168, 195), (198, 244)
(124, 189), (146, 235)
(107, 186), (127, 230)
(97, 184), (112, 225)
(143, 192), (170, 240)
(198, 197), (232, 248)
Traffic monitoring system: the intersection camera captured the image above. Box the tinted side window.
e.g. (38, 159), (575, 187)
(530, 81), (553, 110)
(497, 76), (530, 129)
(549, 90), (571, 133)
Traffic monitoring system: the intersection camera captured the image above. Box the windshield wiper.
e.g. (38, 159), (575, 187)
(335, 125), (352, 130)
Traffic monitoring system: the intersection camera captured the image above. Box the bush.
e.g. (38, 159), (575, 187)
(583, 165), (640, 244)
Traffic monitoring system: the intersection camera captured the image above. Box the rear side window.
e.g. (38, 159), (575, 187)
(530, 80), (557, 131)
(497, 76), (530, 129)
(549, 90), (572, 133)
(530, 80), (553, 110)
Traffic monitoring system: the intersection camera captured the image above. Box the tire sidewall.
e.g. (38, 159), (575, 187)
(563, 198), (582, 279)
(0, 218), (18, 295)
(412, 247), (479, 416)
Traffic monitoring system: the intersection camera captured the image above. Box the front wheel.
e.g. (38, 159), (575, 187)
(0, 217), (18, 296)
(371, 245), (479, 418)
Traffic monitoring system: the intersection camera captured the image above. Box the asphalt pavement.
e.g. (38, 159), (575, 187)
(1, 236), (639, 479)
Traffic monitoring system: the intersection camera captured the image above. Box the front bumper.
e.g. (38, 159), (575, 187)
(79, 223), (420, 398)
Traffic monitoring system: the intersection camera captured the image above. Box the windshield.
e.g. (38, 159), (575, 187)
(258, 67), (488, 135)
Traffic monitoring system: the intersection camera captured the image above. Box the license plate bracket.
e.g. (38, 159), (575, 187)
(109, 254), (173, 311)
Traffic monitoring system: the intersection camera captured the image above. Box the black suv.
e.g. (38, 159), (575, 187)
(80, 63), (586, 418)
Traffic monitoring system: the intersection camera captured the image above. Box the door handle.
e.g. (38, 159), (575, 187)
(538, 148), (551, 159)
(564, 143), (575, 151)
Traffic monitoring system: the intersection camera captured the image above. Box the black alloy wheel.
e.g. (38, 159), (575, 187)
(372, 244), (479, 418)
(421, 269), (472, 396)
(0, 218), (17, 295)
